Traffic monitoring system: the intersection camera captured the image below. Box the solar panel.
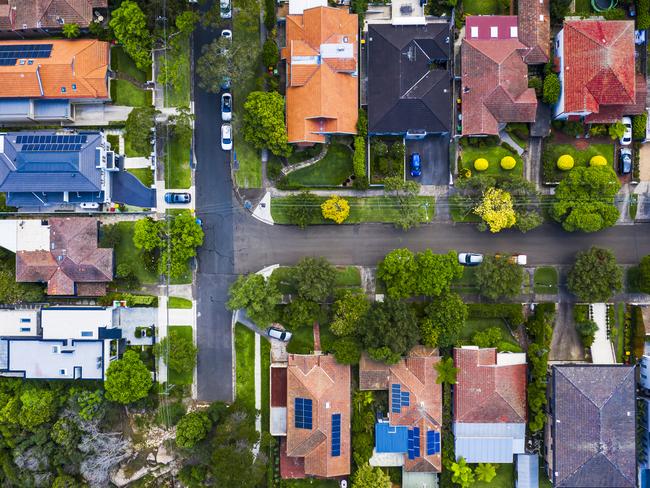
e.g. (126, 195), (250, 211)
(391, 384), (401, 414)
(426, 430), (441, 455)
(20, 142), (83, 152)
(407, 429), (414, 460)
(295, 398), (313, 430)
(331, 414), (341, 457)
(413, 428), (420, 458)
(401, 391), (410, 407)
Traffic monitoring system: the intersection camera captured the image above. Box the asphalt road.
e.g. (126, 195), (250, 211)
(193, 8), (235, 402)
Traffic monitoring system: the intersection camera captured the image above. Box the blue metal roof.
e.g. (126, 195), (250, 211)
(375, 422), (409, 453)
(516, 454), (539, 488)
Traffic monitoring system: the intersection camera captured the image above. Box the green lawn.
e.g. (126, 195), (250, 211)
(167, 326), (193, 386)
(542, 143), (614, 182)
(166, 134), (192, 189)
(110, 79), (152, 107)
(534, 266), (559, 294)
(234, 139), (263, 188)
(127, 168), (153, 188)
(463, 0), (502, 14)
(104, 222), (159, 285)
(471, 463), (514, 488)
(271, 266), (361, 295)
(271, 196), (435, 225)
(107, 134), (120, 150)
(459, 142), (524, 176)
(111, 46), (150, 82)
(164, 36), (191, 108)
(461, 318), (521, 350)
(286, 319), (336, 355)
(235, 324), (256, 410)
(168, 296), (192, 309)
(574, 0), (591, 12)
(452, 266), (479, 293)
(125, 132), (149, 157)
(283, 143), (354, 187)
(334, 266), (362, 288)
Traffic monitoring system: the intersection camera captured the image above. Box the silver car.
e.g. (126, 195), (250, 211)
(458, 252), (484, 266)
(267, 327), (292, 342)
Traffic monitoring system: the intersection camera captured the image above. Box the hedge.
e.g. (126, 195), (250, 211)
(543, 73), (560, 104)
(98, 292), (158, 307)
(467, 304), (525, 326)
(638, 0), (650, 30)
(633, 114), (647, 141)
(526, 303), (555, 432)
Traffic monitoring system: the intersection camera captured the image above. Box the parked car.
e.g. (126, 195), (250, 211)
(221, 124), (233, 151)
(409, 152), (422, 177)
(267, 326), (292, 342)
(79, 202), (99, 210)
(221, 29), (232, 40)
(220, 76), (231, 90)
(458, 252), (483, 266)
(620, 116), (632, 145)
(220, 0), (232, 18)
(221, 93), (232, 122)
(164, 192), (191, 204)
(620, 147), (632, 174)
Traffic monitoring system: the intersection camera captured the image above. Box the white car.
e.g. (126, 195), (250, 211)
(220, 0), (232, 18)
(620, 116), (632, 145)
(79, 202), (100, 210)
(221, 29), (232, 40)
(221, 93), (232, 122)
(221, 124), (232, 151)
(267, 326), (292, 342)
(458, 252), (483, 266)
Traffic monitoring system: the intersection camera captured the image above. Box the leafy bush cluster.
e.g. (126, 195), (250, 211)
(475, 255), (525, 300)
(633, 114), (647, 141)
(462, 135), (500, 149)
(638, 0), (650, 29)
(573, 304), (598, 348)
(526, 303), (555, 432)
(353, 136), (368, 189)
(370, 139), (404, 180)
(567, 247), (622, 302)
(543, 73), (561, 104)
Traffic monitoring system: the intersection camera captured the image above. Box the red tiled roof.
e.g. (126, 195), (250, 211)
(584, 73), (647, 123)
(517, 0), (550, 64)
(0, 0), (107, 31)
(465, 16), (518, 40)
(453, 347), (527, 424)
(461, 38), (537, 135)
(562, 20), (636, 115)
(286, 354), (350, 478)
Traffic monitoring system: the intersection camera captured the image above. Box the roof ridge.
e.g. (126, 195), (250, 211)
(556, 367), (601, 410)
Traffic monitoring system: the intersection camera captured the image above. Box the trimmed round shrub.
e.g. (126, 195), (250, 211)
(474, 158), (489, 171)
(589, 155), (607, 167)
(500, 156), (516, 170)
(557, 154), (574, 171)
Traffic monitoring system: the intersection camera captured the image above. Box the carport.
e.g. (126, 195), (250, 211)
(405, 136), (450, 186)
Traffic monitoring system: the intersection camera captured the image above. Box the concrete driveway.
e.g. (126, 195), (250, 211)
(405, 136), (449, 186)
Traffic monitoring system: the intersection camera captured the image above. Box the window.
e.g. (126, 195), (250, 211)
(510, 26), (518, 38)
(19, 59), (25, 65)
(52, 345), (60, 353)
(331, 414), (341, 457)
(20, 318), (31, 323)
(28, 60), (33, 65)
(61, 86), (66, 93)
(470, 26), (478, 38)
(539, 14), (544, 21)
(19, 327), (31, 333)
(81, 331), (93, 337)
(59, 369), (67, 375)
(294, 398), (313, 429)
(72, 83), (76, 91)
(490, 26), (498, 38)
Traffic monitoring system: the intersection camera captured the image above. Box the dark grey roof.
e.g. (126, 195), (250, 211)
(551, 365), (636, 488)
(0, 131), (103, 193)
(367, 23), (452, 134)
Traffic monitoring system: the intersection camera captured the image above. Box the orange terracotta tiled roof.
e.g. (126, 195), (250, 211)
(283, 6), (358, 144)
(561, 20), (636, 116)
(286, 354), (350, 478)
(0, 39), (109, 100)
(0, 0), (107, 31)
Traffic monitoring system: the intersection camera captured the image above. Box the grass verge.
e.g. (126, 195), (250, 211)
(164, 36), (191, 108)
(534, 266), (559, 294)
(165, 134), (192, 189)
(168, 297), (192, 309)
(235, 139), (262, 188)
(272, 266), (361, 294)
(235, 324), (255, 410)
(167, 326), (193, 385)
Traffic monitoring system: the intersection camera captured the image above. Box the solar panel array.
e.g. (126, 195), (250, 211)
(16, 134), (87, 144)
(407, 427), (420, 460)
(21, 143), (82, 152)
(391, 384), (410, 413)
(0, 44), (53, 66)
(426, 430), (441, 455)
(294, 398), (313, 429)
(331, 414), (341, 457)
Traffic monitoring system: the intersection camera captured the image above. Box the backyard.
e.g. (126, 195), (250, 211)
(165, 133), (192, 189)
(542, 142), (614, 183)
(167, 326), (193, 386)
(110, 46), (152, 107)
(281, 143), (354, 187)
(458, 140), (524, 176)
(533, 266), (559, 294)
(471, 463), (514, 488)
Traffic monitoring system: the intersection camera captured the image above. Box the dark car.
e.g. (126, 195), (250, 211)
(409, 152), (422, 177)
(164, 192), (191, 204)
(620, 148), (632, 175)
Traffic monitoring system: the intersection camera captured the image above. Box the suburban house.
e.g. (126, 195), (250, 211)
(546, 365), (636, 488)
(554, 20), (646, 122)
(0, 0), (107, 38)
(271, 353), (351, 479)
(0, 130), (155, 210)
(0, 39), (109, 122)
(282, 6), (358, 145)
(0, 218), (113, 296)
(517, 0), (550, 64)
(366, 20), (452, 138)
(360, 346), (442, 485)
(453, 346), (527, 463)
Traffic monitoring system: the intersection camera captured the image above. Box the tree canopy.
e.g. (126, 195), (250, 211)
(351, 463), (392, 488)
(154, 330), (198, 375)
(124, 106), (157, 157)
(475, 255), (524, 300)
(639, 255), (650, 294)
(377, 248), (417, 298)
(109, 1), (153, 70)
(421, 292), (468, 347)
(227, 273), (282, 326)
(568, 247), (622, 302)
(293, 257), (336, 302)
(197, 37), (255, 93)
(176, 411), (212, 448)
(474, 187), (516, 233)
(282, 299), (320, 329)
(330, 290), (370, 336)
(104, 350), (153, 404)
(242, 91), (291, 157)
(383, 176), (424, 230)
(282, 191), (319, 229)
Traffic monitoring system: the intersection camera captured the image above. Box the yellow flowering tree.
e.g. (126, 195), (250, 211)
(474, 187), (516, 233)
(321, 195), (350, 224)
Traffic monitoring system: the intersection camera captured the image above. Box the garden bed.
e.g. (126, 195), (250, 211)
(458, 138), (524, 176)
(369, 136), (405, 183)
(542, 142), (614, 183)
(281, 143), (354, 187)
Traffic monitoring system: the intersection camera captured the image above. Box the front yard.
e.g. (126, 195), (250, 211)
(281, 143), (354, 187)
(458, 139), (524, 176)
(101, 222), (158, 285)
(542, 142), (614, 183)
(110, 46), (152, 108)
(165, 133), (192, 189)
(127, 168), (154, 188)
(167, 326), (193, 386)
(534, 266), (559, 294)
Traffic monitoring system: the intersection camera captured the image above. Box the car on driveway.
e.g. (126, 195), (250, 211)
(267, 326), (292, 342)
(458, 252), (483, 266)
(620, 116), (632, 145)
(409, 152), (422, 177)
(221, 29), (232, 40)
(620, 147), (632, 174)
(221, 124), (233, 151)
(221, 93), (232, 121)
(165, 192), (191, 204)
(220, 0), (231, 18)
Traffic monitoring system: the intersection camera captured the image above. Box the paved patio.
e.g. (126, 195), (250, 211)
(590, 303), (616, 364)
(115, 307), (157, 346)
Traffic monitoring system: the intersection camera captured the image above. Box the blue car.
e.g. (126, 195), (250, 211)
(410, 153), (422, 177)
(164, 192), (191, 204)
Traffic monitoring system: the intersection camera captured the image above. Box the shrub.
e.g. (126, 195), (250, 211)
(176, 411), (212, 448)
(321, 195), (350, 224)
(633, 114), (647, 141)
(261, 38), (279, 69)
(353, 136), (367, 179)
(357, 109), (368, 139)
(332, 336), (361, 365)
(638, 0), (650, 30)
(638, 255), (650, 293)
(576, 319), (598, 347)
(474, 158), (489, 171)
(557, 154), (574, 171)
(588, 123), (608, 137)
(589, 155), (607, 167)
(528, 77), (543, 97)
(543, 73), (560, 104)
(500, 156), (516, 170)
(264, 0), (276, 30)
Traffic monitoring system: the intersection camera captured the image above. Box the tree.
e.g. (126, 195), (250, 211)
(133, 217), (164, 252)
(422, 292), (468, 347)
(176, 411), (212, 448)
(332, 336), (362, 365)
(321, 195), (350, 224)
(282, 299), (320, 329)
(608, 122), (626, 140)
(351, 463), (392, 488)
(434, 357), (458, 384)
(383, 176), (423, 231)
(543, 72), (560, 104)
(638, 255), (650, 293)
(474, 187), (517, 233)
(284, 191), (319, 229)
(475, 255), (525, 300)
(450, 458), (475, 488)
(62, 23), (80, 38)
(576, 319), (599, 347)
(109, 1), (153, 70)
(551, 166), (620, 233)
(154, 330), (198, 375)
(331, 290), (370, 336)
(242, 91), (291, 157)
(262, 38), (279, 68)
(227, 273), (282, 326)
(415, 250), (464, 296)
(197, 37), (255, 94)
(124, 106), (156, 156)
(551, 0), (572, 21)
(475, 463), (498, 483)
(472, 326), (502, 348)
(163, 211), (205, 279)
(104, 350), (153, 404)
(175, 10), (199, 37)
(377, 248), (417, 298)
(52, 474), (81, 488)
(169, 106), (194, 147)
(294, 257), (336, 302)
(358, 298), (420, 363)
(567, 247), (622, 302)
(19, 387), (56, 430)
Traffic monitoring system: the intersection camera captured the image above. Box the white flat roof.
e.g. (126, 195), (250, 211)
(0, 220), (17, 252)
(496, 352), (527, 366)
(320, 43), (354, 59)
(288, 0), (327, 15)
(15, 220), (50, 251)
(41, 307), (113, 340)
(0, 310), (39, 337)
